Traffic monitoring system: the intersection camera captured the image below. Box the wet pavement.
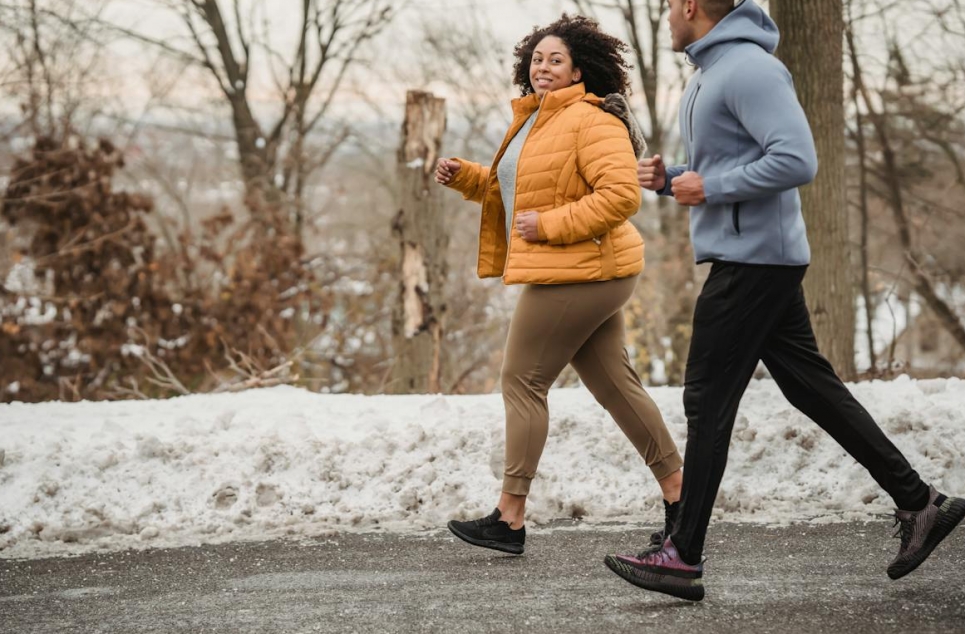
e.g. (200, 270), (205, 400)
(1, 521), (963, 634)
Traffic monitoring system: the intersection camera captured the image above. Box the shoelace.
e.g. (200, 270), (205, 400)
(636, 543), (669, 560)
(637, 544), (663, 559)
(892, 512), (914, 549)
(472, 513), (501, 528)
(648, 503), (677, 545)
(664, 503), (677, 535)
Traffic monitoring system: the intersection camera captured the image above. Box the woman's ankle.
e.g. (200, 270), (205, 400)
(658, 469), (683, 503)
(497, 492), (527, 529)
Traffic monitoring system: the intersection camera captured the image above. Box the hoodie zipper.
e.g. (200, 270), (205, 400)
(732, 202), (741, 235)
(687, 83), (702, 147)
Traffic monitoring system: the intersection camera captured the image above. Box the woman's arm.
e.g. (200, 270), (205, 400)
(536, 110), (641, 245)
(440, 158), (490, 204)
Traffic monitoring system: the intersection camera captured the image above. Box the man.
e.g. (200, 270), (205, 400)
(603, 0), (965, 602)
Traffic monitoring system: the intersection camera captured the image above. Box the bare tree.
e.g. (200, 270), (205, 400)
(0, 0), (113, 141)
(95, 0), (396, 237)
(844, 0), (965, 369)
(415, 9), (511, 158)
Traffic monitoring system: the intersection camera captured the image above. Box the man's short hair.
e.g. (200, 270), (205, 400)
(702, 0), (736, 22)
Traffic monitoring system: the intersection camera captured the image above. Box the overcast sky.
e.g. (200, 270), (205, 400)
(97, 0), (589, 112)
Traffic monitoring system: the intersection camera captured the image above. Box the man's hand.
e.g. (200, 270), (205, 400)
(638, 154), (667, 191)
(434, 158), (461, 185)
(515, 211), (541, 242)
(671, 171), (706, 206)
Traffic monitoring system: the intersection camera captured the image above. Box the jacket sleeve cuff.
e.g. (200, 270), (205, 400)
(447, 158), (471, 190)
(658, 165), (686, 197)
(702, 174), (725, 205)
(536, 215), (549, 241)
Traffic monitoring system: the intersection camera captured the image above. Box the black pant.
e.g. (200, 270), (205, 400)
(672, 262), (930, 564)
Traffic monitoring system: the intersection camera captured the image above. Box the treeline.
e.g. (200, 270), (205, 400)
(1, 0), (965, 403)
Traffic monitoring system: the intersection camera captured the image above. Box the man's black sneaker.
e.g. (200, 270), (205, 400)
(888, 485), (965, 580)
(649, 500), (680, 546)
(447, 508), (525, 555)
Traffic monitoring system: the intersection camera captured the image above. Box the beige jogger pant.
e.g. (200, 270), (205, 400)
(501, 275), (683, 496)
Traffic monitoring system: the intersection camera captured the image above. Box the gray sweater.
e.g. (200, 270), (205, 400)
(496, 111), (538, 241)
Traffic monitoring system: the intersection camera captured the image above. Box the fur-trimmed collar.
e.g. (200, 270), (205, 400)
(600, 93), (647, 159)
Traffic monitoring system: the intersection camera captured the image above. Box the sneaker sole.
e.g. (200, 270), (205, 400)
(447, 522), (524, 555)
(888, 497), (965, 580)
(603, 554), (705, 602)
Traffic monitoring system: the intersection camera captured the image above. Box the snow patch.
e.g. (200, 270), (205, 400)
(0, 378), (963, 559)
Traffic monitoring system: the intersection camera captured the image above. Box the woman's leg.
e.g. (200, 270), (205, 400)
(499, 277), (647, 524)
(569, 306), (684, 496)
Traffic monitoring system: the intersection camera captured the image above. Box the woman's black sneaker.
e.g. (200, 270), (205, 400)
(447, 508), (525, 555)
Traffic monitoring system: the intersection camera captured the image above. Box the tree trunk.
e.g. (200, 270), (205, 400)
(773, 0), (855, 379)
(852, 101), (877, 374)
(389, 91), (449, 394)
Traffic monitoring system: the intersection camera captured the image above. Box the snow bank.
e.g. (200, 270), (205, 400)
(1, 376), (964, 559)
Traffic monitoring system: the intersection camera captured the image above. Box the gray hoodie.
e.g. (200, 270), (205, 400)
(660, 0), (817, 266)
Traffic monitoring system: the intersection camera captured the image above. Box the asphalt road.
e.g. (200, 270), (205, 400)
(2, 521), (964, 634)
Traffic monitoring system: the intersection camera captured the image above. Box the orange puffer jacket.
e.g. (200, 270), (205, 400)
(446, 82), (644, 285)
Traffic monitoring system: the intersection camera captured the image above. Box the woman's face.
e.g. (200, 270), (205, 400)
(529, 35), (581, 97)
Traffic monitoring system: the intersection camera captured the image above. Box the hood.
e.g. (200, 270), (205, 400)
(685, 0), (779, 69)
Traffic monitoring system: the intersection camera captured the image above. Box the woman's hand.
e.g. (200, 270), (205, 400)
(515, 211), (541, 242)
(638, 154), (667, 191)
(434, 159), (461, 185)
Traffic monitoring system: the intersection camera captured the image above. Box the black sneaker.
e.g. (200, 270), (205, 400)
(888, 485), (965, 580)
(447, 508), (525, 555)
(649, 500), (680, 546)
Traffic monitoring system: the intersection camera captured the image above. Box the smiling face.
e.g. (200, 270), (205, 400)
(529, 36), (581, 97)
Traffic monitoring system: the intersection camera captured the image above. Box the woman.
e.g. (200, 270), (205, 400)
(435, 14), (682, 555)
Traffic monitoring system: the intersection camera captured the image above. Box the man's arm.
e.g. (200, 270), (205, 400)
(657, 165), (687, 196)
(701, 58), (818, 204)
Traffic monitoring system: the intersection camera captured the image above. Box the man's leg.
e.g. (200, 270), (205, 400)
(604, 264), (807, 600)
(759, 282), (965, 579)
(671, 264), (808, 564)
(759, 283), (930, 510)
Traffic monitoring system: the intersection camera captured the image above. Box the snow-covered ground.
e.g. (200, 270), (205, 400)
(1, 376), (964, 560)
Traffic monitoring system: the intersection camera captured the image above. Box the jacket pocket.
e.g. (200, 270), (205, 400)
(732, 202), (741, 235)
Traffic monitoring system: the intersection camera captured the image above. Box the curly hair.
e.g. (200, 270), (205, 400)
(512, 14), (632, 98)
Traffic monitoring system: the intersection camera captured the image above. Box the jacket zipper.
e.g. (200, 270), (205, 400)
(504, 100), (545, 277)
(732, 202), (741, 235)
